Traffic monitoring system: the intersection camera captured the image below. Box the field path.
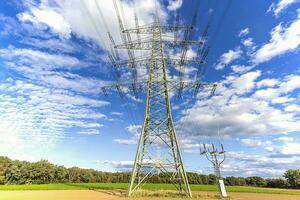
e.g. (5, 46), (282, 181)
(197, 191), (300, 200)
(1, 190), (300, 200)
(0, 190), (119, 200)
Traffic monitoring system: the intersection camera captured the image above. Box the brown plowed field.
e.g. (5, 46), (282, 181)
(0, 190), (299, 200)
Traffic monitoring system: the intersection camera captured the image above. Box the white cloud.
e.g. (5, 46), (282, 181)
(18, 7), (71, 38)
(285, 104), (300, 112)
(78, 129), (101, 135)
(278, 142), (300, 155)
(238, 28), (250, 37)
(242, 38), (254, 47)
(0, 46), (111, 95)
(253, 88), (279, 100)
(253, 74), (300, 101)
(20, 37), (76, 53)
(14, 0), (168, 56)
(272, 96), (294, 104)
(240, 138), (272, 148)
(222, 151), (300, 177)
(179, 138), (201, 153)
(231, 65), (254, 74)
(111, 112), (123, 116)
(126, 124), (142, 135)
(167, 0), (183, 11)
(97, 160), (133, 171)
(113, 139), (136, 145)
(215, 47), (242, 70)
(253, 11), (300, 64)
(267, 0), (298, 17)
(0, 47), (81, 69)
(0, 78), (109, 161)
(256, 79), (279, 88)
(46, 92), (108, 107)
(231, 70), (261, 94)
(178, 70), (300, 138)
(280, 74), (300, 93)
(113, 124), (141, 145)
(275, 136), (294, 142)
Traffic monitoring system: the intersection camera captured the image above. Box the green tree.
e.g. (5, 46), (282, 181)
(266, 178), (287, 188)
(245, 176), (266, 187)
(225, 176), (246, 186)
(284, 169), (300, 189)
(0, 157), (11, 184)
(54, 166), (69, 183)
(5, 161), (22, 184)
(207, 174), (217, 185)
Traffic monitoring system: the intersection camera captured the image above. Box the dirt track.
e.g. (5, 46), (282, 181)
(0, 190), (300, 200)
(199, 191), (300, 200)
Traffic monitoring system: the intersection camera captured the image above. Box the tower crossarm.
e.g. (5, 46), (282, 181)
(115, 39), (202, 50)
(114, 57), (205, 68)
(101, 81), (147, 97)
(101, 80), (217, 97)
(169, 81), (217, 97)
(123, 24), (191, 34)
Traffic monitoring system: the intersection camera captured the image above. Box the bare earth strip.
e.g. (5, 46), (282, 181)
(0, 190), (300, 200)
(197, 191), (300, 200)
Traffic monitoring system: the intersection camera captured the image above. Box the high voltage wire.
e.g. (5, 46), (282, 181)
(81, 0), (142, 132)
(80, 0), (109, 52)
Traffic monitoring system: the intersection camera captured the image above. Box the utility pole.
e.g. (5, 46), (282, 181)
(200, 143), (227, 198)
(99, 0), (217, 197)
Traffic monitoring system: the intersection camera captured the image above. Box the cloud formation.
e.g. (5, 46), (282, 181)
(0, 78), (108, 161)
(18, 7), (71, 38)
(238, 28), (250, 37)
(267, 0), (298, 17)
(178, 70), (300, 138)
(222, 151), (300, 177)
(215, 47), (243, 70)
(167, 0), (183, 11)
(17, 0), (167, 52)
(113, 124), (141, 145)
(253, 10), (300, 64)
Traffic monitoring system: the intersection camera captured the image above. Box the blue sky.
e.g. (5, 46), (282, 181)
(0, 0), (300, 178)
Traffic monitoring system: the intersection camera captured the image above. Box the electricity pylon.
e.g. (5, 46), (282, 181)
(100, 0), (217, 197)
(200, 143), (227, 198)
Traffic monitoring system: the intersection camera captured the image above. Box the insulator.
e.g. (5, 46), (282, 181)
(116, 85), (123, 98)
(101, 87), (108, 97)
(193, 83), (201, 97)
(210, 85), (217, 96)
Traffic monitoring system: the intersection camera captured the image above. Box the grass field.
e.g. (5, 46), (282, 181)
(0, 183), (300, 195)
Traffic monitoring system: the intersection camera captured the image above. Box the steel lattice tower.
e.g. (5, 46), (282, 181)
(200, 143), (227, 197)
(127, 19), (192, 197)
(98, 0), (217, 197)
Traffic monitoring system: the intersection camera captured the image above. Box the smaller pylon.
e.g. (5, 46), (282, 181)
(200, 143), (227, 198)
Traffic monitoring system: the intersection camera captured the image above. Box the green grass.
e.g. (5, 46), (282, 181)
(0, 183), (299, 195)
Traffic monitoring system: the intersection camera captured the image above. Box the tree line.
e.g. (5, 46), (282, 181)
(1, 156), (299, 189)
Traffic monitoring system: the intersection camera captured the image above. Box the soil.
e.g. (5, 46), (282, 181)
(0, 190), (299, 200)
(197, 191), (300, 200)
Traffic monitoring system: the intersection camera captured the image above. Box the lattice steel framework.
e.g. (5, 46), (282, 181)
(127, 20), (192, 197)
(98, 0), (217, 197)
(200, 143), (227, 197)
